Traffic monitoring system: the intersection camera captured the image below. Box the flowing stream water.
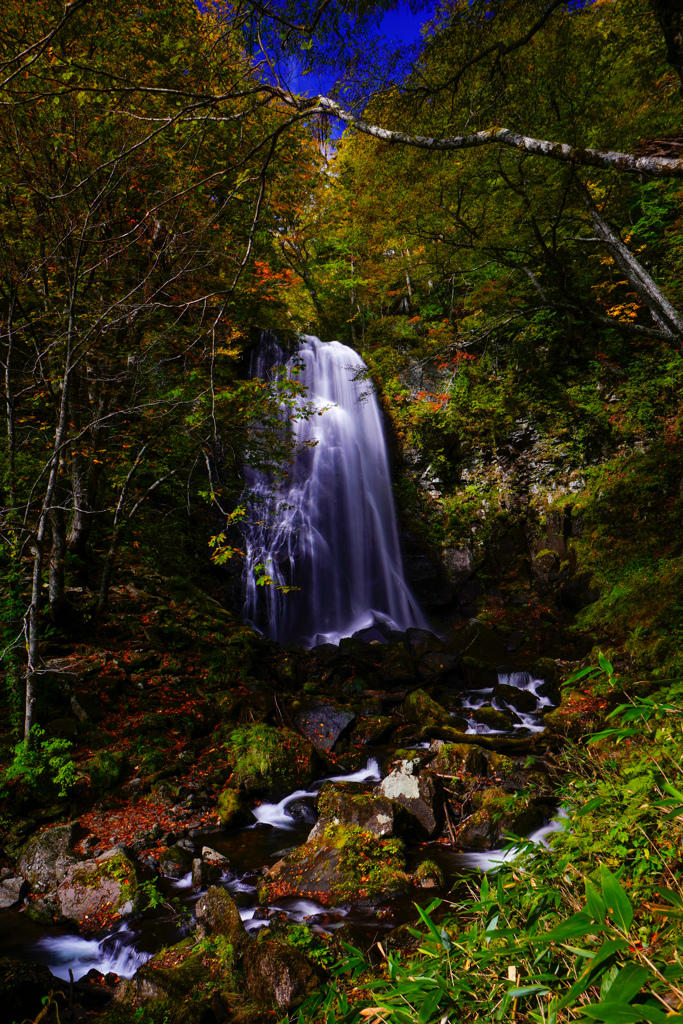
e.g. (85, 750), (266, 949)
(242, 335), (425, 645)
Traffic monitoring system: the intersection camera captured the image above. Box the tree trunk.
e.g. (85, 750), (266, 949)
(585, 195), (683, 343)
(649, 0), (683, 91)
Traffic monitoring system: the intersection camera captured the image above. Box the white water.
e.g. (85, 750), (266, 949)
(463, 671), (551, 735)
(242, 335), (425, 646)
(252, 757), (381, 829)
(33, 925), (152, 982)
(455, 808), (568, 873)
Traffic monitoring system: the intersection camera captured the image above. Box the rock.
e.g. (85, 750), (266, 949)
(202, 846), (230, 868)
(261, 825), (411, 904)
(404, 688), (451, 726)
(442, 546), (474, 584)
(472, 706), (514, 730)
(226, 724), (319, 798)
(0, 876), (27, 908)
(26, 894), (59, 924)
(377, 760), (441, 837)
(417, 650), (461, 681)
(0, 957), (60, 1023)
(158, 844), (193, 879)
(493, 683), (537, 713)
(447, 618), (508, 666)
(194, 885), (248, 945)
(379, 643), (416, 683)
(353, 715), (393, 746)
(406, 627), (444, 656)
(56, 850), (139, 932)
(18, 822), (80, 891)
(44, 717), (79, 739)
(192, 857), (220, 888)
(456, 787), (544, 849)
(129, 936), (215, 1003)
(430, 742), (488, 776)
(244, 935), (325, 1010)
(216, 787), (253, 827)
(309, 782), (407, 840)
(294, 701), (356, 753)
(286, 798), (317, 824)
(87, 750), (127, 791)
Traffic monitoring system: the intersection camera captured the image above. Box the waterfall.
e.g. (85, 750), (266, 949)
(242, 335), (425, 646)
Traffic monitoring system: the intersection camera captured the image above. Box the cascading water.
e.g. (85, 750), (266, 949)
(242, 335), (426, 645)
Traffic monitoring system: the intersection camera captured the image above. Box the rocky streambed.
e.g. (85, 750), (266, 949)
(0, 618), (571, 1022)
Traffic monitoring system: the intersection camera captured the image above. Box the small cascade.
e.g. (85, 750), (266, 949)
(32, 924), (152, 982)
(242, 335), (425, 646)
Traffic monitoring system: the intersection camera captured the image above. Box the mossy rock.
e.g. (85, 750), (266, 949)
(212, 690), (242, 721)
(135, 937), (209, 1000)
(195, 886), (248, 946)
(472, 706), (514, 731)
(244, 934), (325, 1010)
(262, 824), (411, 904)
(404, 689), (451, 725)
(415, 859), (444, 887)
(353, 715), (393, 745)
(216, 787), (252, 827)
(56, 850), (140, 932)
(225, 724), (319, 799)
(87, 750), (127, 791)
(159, 844), (193, 879)
(430, 742), (488, 776)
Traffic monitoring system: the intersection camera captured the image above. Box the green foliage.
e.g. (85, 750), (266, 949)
(285, 925), (336, 969)
(3, 726), (76, 798)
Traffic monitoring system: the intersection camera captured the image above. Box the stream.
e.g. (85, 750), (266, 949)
(0, 669), (564, 984)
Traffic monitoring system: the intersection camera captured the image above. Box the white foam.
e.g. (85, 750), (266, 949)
(34, 926), (152, 982)
(252, 758), (382, 829)
(456, 808), (568, 873)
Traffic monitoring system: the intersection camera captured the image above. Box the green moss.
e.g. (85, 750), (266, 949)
(87, 750), (126, 791)
(216, 787), (249, 826)
(415, 859), (445, 886)
(75, 851), (138, 912)
(225, 724), (317, 795)
(324, 824), (411, 901)
(404, 689), (450, 725)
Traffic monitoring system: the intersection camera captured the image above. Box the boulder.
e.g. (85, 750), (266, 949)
(379, 644), (416, 683)
(194, 885), (248, 945)
(158, 844), (193, 879)
(377, 760), (441, 837)
(18, 822), (80, 891)
(493, 683), (537, 713)
(309, 782), (407, 840)
(202, 846), (230, 869)
(472, 706), (514, 731)
(353, 715), (393, 746)
(442, 546), (474, 585)
(0, 875), (27, 908)
(244, 936), (325, 1010)
(294, 701), (356, 753)
(261, 825), (411, 904)
(226, 724), (319, 798)
(404, 688), (451, 726)
(456, 787), (544, 849)
(216, 787), (252, 827)
(429, 743), (488, 777)
(417, 650), (461, 682)
(406, 627), (444, 656)
(56, 850), (139, 932)
(192, 857), (220, 888)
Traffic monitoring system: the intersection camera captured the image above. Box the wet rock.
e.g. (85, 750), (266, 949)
(430, 742), (488, 776)
(244, 935), (325, 1010)
(406, 627), (444, 656)
(26, 893), (60, 924)
(18, 821), (80, 891)
(353, 715), (393, 745)
(377, 760), (441, 837)
(456, 787), (544, 849)
(352, 626), (389, 644)
(404, 688), (451, 726)
(128, 936), (214, 1003)
(262, 825), (411, 903)
(56, 850), (139, 932)
(192, 857), (220, 888)
(293, 701), (356, 753)
(286, 799), (317, 824)
(216, 787), (252, 827)
(493, 683), (537, 713)
(158, 844), (193, 879)
(202, 846), (230, 868)
(0, 957), (60, 1023)
(310, 782), (407, 840)
(0, 875), (27, 908)
(194, 885), (248, 945)
(471, 706), (514, 731)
